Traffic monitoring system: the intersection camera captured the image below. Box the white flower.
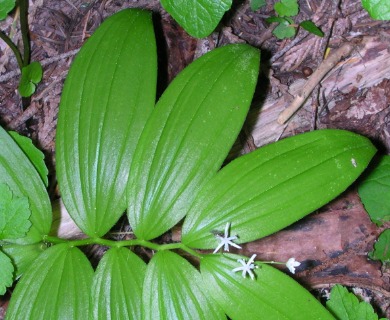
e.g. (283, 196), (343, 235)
(232, 254), (258, 280)
(286, 257), (301, 274)
(213, 222), (242, 254)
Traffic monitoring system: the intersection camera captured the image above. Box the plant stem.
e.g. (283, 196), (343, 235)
(0, 31), (23, 69)
(18, 0), (30, 66)
(42, 236), (203, 259)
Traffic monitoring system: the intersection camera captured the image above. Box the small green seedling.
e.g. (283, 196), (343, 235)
(18, 62), (43, 97)
(0, 9), (377, 319)
(0, 0), (42, 98)
(158, 0), (388, 41)
(265, 0), (324, 39)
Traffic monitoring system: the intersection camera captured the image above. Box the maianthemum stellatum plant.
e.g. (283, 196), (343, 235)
(0, 9), (377, 319)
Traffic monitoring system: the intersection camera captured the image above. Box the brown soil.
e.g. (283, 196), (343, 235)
(0, 0), (389, 317)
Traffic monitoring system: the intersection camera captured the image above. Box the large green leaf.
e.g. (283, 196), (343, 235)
(143, 250), (226, 319)
(201, 254), (334, 320)
(9, 131), (48, 187)
(91, 247), (146, 319)
(56, 9), (157, 237)
(358, 155), (390, 225)
(127, 44), (260, 240)
(6, 244), (93, 319)
(0, 0), (15, 20)
(160, 0), (232, 38)
(0, 127), (51, 243)
(362, 0), (390, 20)
(182, 130), (376, 249)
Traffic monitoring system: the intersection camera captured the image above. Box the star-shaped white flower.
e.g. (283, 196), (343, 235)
(286, 257), (301, 274)
(232, 254), (258, 280)
(213, 222), (242, 254)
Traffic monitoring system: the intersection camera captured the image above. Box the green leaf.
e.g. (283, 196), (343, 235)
(56, 9), (157, 237)
(160, 0), (232, 38)
(1, 242), (46, 279)
(0, 250), (13, 295)
(362, 0), (390, 20)
(274, 0), (299, 17)
(0, 183), (31, 239)
(273, 20), (297, 39)
(0, 128), (51, 244)
(143, 250), (225, 319)
(369, 229), (390, 263)
(266, 16), (288, 24)
(300, 20), (324, 37)
(326, 284), (383, 320)
(9, 131), (48, 187)
(0, 0), (15, 20)
(91, 247), (146, 319)
(18, 62), (43, 97)
(6, 244), (93, 319)
(200, 254), (334, 319)
(358, 156), (390, 225)
(127, 44), (260, 240)
(182, 130), (376, 249)
(250, 0), (266, 11)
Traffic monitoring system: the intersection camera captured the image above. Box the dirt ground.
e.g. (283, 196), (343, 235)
(0, 0), (389, 317)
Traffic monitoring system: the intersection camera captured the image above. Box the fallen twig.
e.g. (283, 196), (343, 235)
(0, 48), (79, 82)
(277, 42), (355, 124)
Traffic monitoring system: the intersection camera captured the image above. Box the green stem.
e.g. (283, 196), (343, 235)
(42, 236), (203, 259)
(0, 30), (23, 69)
(18, 0), (30, 66)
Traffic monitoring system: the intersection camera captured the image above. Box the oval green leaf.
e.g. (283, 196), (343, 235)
(6, 244), (94, 319)
(9, 131), (48, 187)
(300, 20), (324, 37)
(358, 155), (390, 225)
(251, 0), (266, 11)
(274, 0), (299, 17)
(91, 247), (146, 319)
(0, 127), (51, 243)
(182, 130), (376, 249)
(127, 44), (260, 240)
(161, 0), (232, 38)
(56, 9), (157, 237)
(143, 250), (225, 319)
(201, 254), (334, 320)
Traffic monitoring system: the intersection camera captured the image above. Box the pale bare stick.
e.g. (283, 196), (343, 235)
(277, 42), (355, 124)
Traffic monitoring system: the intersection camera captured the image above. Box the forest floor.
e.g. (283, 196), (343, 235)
(0, 0), (389, 317)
